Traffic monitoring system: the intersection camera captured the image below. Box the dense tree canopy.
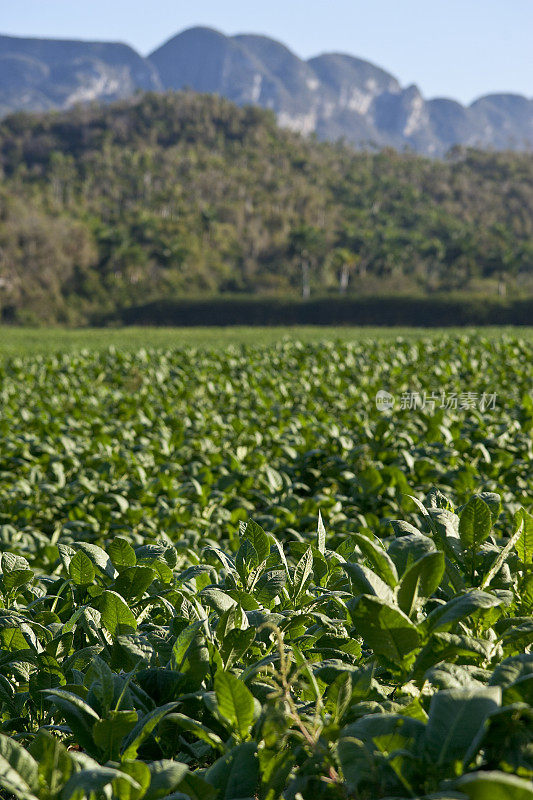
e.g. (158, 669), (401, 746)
(0, 91), (531, 322)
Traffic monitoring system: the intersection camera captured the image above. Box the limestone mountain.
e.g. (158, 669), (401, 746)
(0, 34), (161, 116)
(0, 27), (531, 155)
(150, 27), (533, 155)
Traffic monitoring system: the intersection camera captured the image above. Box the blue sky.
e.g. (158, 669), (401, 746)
(2, 0), (532, 105)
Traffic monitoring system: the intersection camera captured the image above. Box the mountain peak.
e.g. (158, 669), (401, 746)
(0, 27), (531, 155)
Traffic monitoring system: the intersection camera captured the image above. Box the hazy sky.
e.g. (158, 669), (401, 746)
(2, 0), (532, 105)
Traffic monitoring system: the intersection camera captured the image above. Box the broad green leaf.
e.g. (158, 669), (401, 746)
(204, 742), (258, 800)
(69, 551), (96, 586)
(214, 670), (255, 740)
(2, 569), (33, 593)
(424, 686), (501, 765)
(489, 653), (533, 688)
(349, 595), (421, 663)
(74, 542), (117, 579)
(170, 619), (205, 671)
(236, 539), (259, 582)
(220, 628), (256, 670)
(387, 532), (436, 576)
(239, 519), (270, 564)
(113, 760), (151, 800)
(342, 562), (396, 603)
(122, 702), (179, 759)
(397, 551), (445, 616)
(459, 496), (492, 554)
(89, 655), (115, 713)
(514, 509), (533, 564)
(456, 770), (533, 800)
(62, 764), (139, 800)
(199, 588), (237, 614)
(98, 590), (137, 635)
(473, 492), (502, 517)
(0, 735), (39, 800)
(160, 713), (224, 751)
(254, 569), (286, 605)
(144, 760), (189, 800)
(424, 590), (502, 634)
(350, 532), (398, 587)
(108, 537), (137, 570)
(482, 517), (524, 589)
(29, 731), (72, 798)
(92, 709), (138, 761)
(113, 566), (156, 599)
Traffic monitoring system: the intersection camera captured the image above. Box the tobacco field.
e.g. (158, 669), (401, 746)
(0, 335), (532, 799)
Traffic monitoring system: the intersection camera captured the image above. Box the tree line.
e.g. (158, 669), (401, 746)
(0, 91), (531, 323)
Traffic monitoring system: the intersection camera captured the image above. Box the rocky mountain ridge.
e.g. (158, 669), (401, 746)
(1, 26), (531, 155)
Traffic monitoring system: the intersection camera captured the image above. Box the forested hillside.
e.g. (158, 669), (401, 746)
(0, 91), (532, 323)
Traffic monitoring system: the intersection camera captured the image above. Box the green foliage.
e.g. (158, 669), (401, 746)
(0, 92), (532, 322)
(0, 338), (531, 797)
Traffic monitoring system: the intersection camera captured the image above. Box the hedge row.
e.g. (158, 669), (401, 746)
(100, 295), (533, 327)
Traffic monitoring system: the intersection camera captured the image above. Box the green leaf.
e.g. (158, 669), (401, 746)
(2, 569), (33, 593)
(29, 731), (72, 798)
(254, 570), (286, 605)
(329, 672), (353, 723)
(177, 772), (218, 800)
(387, 531), (436, 577)
(113, 566), (156, 599)
(342, 562), (396, 603)
(424, 686), (501, 765)
(69, 551), (96, 586)
(236, 539), (259, 582)
(473, 492), (502, 517)
(317, 511), (326, 555)
(160, 713), (224, 751)
(350, 532), (398, 587)
(220, 628), (256, 670)
(293, 547), (313, 599)
(98, 590), (137, 635)
(337, 736), (377, 794)
(514, 509), (533, 565)
(424, 590), (502, 634)
(45, 689), (101, 753)
(348, 595), (421, 664)
(482, 517), (524, 589)
(0, 735), (39, 800)
(459, 496), (492, 554)
(113, 760), (151, 800)
(122, 702), (179, 760)
(199, 588), (238, 614)
(108, 537), (137, 570)
(93, 710), (138, 761)
(456, 770), (533, 800)
(204, 742), (258, 800)
(89, 655), (115, 713)
(62, 764), (139, 800)
(239, 519), (270, 564)
(170, 619), (205, 671)
(397, 551), (445, 616)
(214, 670), (255, 740)
(74, 542), (117, 579)
(489, 653), (533, 689)
(144, 760), (189, 800)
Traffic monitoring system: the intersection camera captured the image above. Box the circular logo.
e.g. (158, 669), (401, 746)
(375, 390), (394, 411)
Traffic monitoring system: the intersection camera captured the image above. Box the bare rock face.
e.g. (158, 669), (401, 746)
(1, 27), (531, 156)
(0, 35), (161, 116)
(150, 28), (533, 155)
